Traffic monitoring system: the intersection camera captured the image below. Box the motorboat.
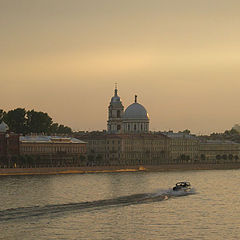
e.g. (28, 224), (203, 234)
(173, 182), (191, 192)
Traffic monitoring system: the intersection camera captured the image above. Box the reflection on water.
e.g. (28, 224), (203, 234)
(0, 170), (240, 240)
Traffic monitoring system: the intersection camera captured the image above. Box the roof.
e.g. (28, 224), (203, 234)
(20, 135), (86, 144)
(162, 132), (197, 139)
(123, 102), (149, 120)
(200, 140), (239, 145)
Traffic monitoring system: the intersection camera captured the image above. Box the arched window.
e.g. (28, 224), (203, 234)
(134, 124), (136, 131)
(128, 124), (130, 131)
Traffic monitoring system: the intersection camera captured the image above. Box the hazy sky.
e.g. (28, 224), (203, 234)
(1, 0), (240, 134)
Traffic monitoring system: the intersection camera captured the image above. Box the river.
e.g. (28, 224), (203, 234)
(0, 169), (240, 239)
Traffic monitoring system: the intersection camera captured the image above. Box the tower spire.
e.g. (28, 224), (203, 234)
(114, 82), (118, 96)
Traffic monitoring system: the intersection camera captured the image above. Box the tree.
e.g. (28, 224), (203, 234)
(183, 129), (191, 134)
(222, 154), (227, 160)
(1, 108), (72, 135)
(3, 108), (27, 133)
(0, 109), (6, 122)
(49, 123), (59, 133)
(96, 154), (103, 165)
(26, 110), (52, 133)
(87, 155), (95, 166)
(57, 124), (72, 134)
(180, 154), (186, 161)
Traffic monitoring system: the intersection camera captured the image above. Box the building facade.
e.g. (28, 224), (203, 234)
(163, 132), (199, 163)
(0, 121), (20, 167)
(80, 132), (170, 166)
(19, 135), (87, 166)
(76, 88), (240, 166)
(199, 140), (240, 163)
(107, 87), (150, 134)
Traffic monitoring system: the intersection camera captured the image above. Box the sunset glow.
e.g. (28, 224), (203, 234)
(1, 0), (240, 134)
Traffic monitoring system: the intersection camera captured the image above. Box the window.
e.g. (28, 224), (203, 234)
(117, 110), (120, 118)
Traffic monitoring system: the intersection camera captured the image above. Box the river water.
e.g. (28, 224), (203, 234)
(0, 169), (240, 240)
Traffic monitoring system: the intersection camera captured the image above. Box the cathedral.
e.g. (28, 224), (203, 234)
(76, 87), (240, 166)
(78, 87), (170, 166)
(107, 87), (149, 134)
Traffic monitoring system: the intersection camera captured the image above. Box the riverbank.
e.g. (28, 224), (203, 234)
(1, 163), (240, 175)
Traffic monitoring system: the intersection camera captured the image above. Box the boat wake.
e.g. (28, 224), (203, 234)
(0, 188), (196, 222)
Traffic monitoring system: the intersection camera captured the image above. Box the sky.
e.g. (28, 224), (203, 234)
(1, 0), (240, 134)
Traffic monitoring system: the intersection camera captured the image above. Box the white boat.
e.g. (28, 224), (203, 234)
(173, 182), (191, 192)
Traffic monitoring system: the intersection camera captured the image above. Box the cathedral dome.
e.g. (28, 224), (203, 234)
(123, 96), (149, 120)
(0, 121), (9, 133)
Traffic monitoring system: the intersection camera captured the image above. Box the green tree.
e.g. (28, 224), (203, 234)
(57, 124), (72, 134)
(2, 107), (72, 135)
(0, 109), (6, 122)
(96, 154), (103, 165)
(222, 154), (227, 160)
(49, 123), (59, 133)
(182, 129), (191, 134)
(3, 108), (27, 133)
(180, 154), (186, 161)
(26, 110), (52, 133)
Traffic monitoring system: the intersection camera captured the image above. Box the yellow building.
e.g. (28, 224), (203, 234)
(20, 135), (87, 166)
(163, 132), (199, 163)
(199, 140), (240, 163)
(80, 132), (170, 166)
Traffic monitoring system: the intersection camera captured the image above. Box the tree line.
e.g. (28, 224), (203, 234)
(0, 108), (72, 134)
(199, 128), (240, 143)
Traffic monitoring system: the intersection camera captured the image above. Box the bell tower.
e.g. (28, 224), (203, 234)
(107, 85), (124, 133)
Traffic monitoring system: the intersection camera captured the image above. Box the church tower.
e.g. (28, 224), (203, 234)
(107, 85), (124, 133)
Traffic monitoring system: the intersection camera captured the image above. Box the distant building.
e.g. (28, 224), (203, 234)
(76, 88), (240, 166)
(199, 140), (240, 163)
(163, 132), (199, 163)
(107, 87), (124, 133)
(0, 121), (20, 166)
(78, 87), (169, 165)
(232, 124), (240, 133)
(107, 87), (150, 134)
(19, 135), (87, 166)
(80, 132), (170, 166)
(20, 135), (86, 155)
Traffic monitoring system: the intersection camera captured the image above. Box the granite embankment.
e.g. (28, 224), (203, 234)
(1, 163), (240, 175)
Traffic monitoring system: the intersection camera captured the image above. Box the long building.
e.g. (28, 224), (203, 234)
(80, 132), (170, 166)
(76, 88), (240, 166)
